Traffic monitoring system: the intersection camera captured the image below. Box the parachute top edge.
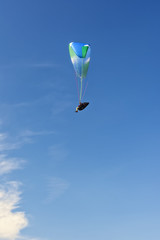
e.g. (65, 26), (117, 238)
(69, 42), (91, 58)
(69, 42), (90, 47)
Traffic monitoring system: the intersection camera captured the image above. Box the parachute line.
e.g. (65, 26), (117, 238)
(79, 58), (84, 102)
(80, 77), (83, 103)
(75, 73), (80, 101)
(82, 81), (88, 101)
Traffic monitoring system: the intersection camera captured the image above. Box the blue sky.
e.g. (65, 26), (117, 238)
(0, 0), (160, 240)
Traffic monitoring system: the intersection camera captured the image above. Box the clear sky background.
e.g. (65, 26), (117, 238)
(0, 0), (160, 240)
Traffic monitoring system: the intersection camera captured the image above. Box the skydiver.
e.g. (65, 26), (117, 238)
(75, 102), (89, 112)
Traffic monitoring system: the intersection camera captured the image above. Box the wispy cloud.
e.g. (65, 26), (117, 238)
(29, 63), (59, 68)
(0, 94), (56, 110)
(49, 144), (68, 162)
(0, 141), (21, 152)
(51, 100), (72, 115)
(0, 62), (59, 69)
(47, 177), (70, 202)
(0, 133), (22, 152)
(17, 237), (43, 240)
(0, 100), (43, 112)
(0, 181), (28, 240)
(20, 129), (55, 137)
(0, 154), (25, 176)
(0, 133), (8, 141)
(18, 129), (55, 146)
(0, 97), (72, 118)
(0, 130), (55, 153)
(0, 120), (3, 127)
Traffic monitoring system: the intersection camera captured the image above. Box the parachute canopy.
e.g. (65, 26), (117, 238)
(69, 42), (91, 102)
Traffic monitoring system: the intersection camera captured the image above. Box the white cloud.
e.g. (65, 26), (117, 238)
(0, 133), (21, 152)
(0, 154), (24, 176)
(47, 177), (69, 202)
(0, 133), (25, 176)
(0, 133), (28, 240)
(0, 182), (28, 240)
(0, 130), (56, 239)
(0, 142), (21, 152)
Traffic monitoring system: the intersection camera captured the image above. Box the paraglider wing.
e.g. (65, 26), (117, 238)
(69, 42), (91, 102)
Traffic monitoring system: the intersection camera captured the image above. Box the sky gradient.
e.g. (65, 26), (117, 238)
(0, 0), (160, 240)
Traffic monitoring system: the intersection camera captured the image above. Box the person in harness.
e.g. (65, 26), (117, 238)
(75, 102), (89, 112)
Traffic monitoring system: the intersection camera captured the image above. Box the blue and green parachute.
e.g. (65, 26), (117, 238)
(69, 42), (91, 103)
